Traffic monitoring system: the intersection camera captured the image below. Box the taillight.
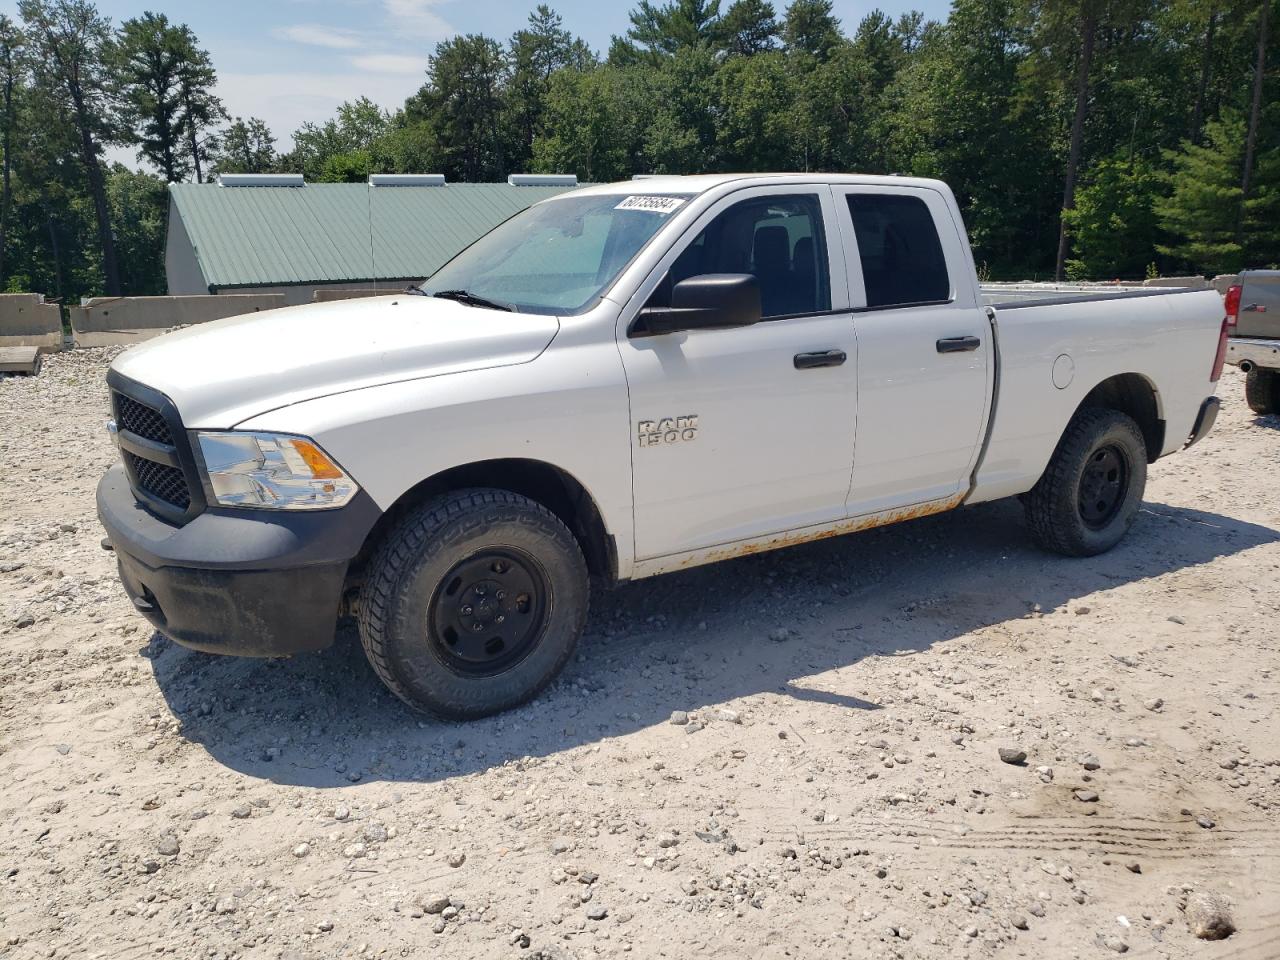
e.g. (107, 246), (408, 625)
(1211, 317), (1229, 382)
(1224, 284), (1242, 330)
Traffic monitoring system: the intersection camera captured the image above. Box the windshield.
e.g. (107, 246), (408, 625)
(423, 193), (693, 315)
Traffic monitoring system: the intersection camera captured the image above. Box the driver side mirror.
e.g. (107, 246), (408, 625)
(633, 273), (762, 337)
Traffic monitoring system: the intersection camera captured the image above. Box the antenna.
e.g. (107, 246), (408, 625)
(366, 177), (377, 296)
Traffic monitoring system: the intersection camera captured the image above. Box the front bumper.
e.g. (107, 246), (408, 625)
(97, 465), (381, 656)
(1227, 336), (1280, 371)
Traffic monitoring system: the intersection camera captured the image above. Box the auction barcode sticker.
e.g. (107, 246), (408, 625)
(616, 195), (686, 214)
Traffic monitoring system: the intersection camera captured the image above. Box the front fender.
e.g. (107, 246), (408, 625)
(235, 339), (637, 578)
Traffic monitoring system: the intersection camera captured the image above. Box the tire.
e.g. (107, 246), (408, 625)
(1245, 368), (1279, 415)
(1023, 408), (1148, 557)
(358, 489), (589, 719)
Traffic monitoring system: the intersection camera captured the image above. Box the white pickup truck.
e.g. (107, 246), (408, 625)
(97, 174), (1227, 718)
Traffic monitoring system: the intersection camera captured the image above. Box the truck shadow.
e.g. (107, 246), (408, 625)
(146, 498), (1279, 788)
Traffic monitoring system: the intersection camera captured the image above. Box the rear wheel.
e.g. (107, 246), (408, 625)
(1244, 368), (1280, 415)
(358, 489), (588, 719)
(1023, 408), (1148, 557)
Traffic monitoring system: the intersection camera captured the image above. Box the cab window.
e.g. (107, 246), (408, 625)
(656, 194), (830, 319)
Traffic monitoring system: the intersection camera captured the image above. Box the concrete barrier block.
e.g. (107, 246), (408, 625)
(1142, 276), (1209, 289)
(71, 294), (287, 346)
(1211, 274), (1240, 294)
(0, 346), (42, 375)
(0, 294), (63, 352)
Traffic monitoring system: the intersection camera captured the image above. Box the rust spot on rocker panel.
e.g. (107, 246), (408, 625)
(674, 493), (966, 570)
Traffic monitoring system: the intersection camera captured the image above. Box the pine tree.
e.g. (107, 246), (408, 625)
(720, 0), (780, 55)
(208, 116), (276, 176)
(1156, 116), (1242, 273)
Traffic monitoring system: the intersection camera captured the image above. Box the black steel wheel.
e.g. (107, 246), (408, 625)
(1024, 407), (1147, 557)
(428, 549), (550, 678)
(1077, 443), (1129, 530)
(359, 489), (589, 719)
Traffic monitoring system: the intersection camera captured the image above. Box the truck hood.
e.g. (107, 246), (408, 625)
(110, 295), (560, 428)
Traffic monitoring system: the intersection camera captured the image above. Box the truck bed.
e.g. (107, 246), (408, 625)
(980, 283), (1207, 309)
(967, 285), (1224, 506)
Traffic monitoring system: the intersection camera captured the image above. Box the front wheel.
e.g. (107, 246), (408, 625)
(358, 489), (588, 719)
(1023, 408), (1148, 557)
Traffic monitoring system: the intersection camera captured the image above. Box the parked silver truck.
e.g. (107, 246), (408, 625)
(1226, 270), (1280, 414)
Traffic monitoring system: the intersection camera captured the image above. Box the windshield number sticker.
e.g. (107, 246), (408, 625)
(616, 195), (686, 215)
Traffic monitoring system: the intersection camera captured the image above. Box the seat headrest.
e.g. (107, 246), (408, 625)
(793, 236), (815, 269)
(752, 226), (790, 272)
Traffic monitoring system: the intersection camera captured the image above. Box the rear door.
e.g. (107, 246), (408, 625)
(831, 186), (992, 515)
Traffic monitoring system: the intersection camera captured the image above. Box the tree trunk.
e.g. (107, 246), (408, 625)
(46, 213), (63, 299)
(69, 87), (122, 296)
(1190, 7), (1217, 144)
(186, 95), (203, 183)
(0, 56), (13, 285)
(1055, 9), (1097, 281)
(1239, 0), (1270, 244)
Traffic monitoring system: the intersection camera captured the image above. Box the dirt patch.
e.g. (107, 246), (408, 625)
(2, 352), (1278, 959)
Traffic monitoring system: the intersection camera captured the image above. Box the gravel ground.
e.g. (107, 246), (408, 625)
(1, 349), (1278, 960)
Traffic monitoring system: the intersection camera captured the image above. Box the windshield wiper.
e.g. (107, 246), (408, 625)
(429, 289), (513, 312)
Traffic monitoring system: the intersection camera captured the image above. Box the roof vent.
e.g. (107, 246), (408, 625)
(507, 174), (577, 187)
(217, 173), (304, 187)
(369, 173), (446, 187)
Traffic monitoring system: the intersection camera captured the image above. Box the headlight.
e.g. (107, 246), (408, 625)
(195, 432), (358, 510)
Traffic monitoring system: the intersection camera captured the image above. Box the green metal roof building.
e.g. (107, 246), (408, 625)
(165, 174), (579, 305)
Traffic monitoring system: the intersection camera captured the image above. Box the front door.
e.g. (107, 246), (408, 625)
(832, 186), (992, 515)
(617, 186), (859, 561)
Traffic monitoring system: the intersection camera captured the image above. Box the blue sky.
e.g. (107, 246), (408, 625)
(3, 0), (954, 160)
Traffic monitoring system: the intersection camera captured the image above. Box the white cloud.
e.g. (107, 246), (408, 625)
(382, 0), (454, 39)
(348, 53), (426, 75)
(273, 25), (365, 49)
(215, 70), (423, 147)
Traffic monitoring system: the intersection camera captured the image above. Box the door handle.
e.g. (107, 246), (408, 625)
(936, 336), (981, 353)
(794, 350), (847, 369)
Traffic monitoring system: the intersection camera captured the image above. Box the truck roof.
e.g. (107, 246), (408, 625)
(567, 173), (951, 198)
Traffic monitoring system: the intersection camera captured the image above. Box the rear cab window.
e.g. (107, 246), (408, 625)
(845, 193), (951, 309)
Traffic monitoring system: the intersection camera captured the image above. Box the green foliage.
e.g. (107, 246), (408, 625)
(209, 117), (276, 176)
(0, 0), (1279, 304)
(284, 98), (390, 180)
(106, 162), (165, 293)
(411, 34), (508, 182)
(111, 13), (222, 183)
(715, 52), (796, 169)
(627, 0), (723, 56)
(720, 0), (780, 54)
(1156, 109), (1280, 273)
(506, 6), (595, 170)
(534, 65), (639, 180)
(781, 0), (841, 59)
(1063, 155), (1163, 279)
